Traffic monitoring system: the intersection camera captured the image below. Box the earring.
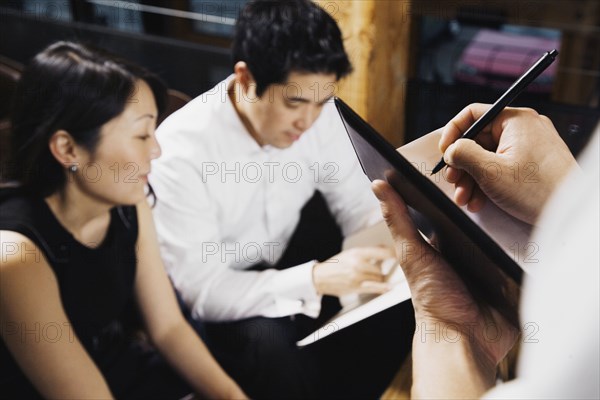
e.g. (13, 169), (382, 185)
(69, 164), (78, 173)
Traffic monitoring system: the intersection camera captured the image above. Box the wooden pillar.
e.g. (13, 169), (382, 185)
(318, 0), (415, 146)
(552, 0), (600, 106)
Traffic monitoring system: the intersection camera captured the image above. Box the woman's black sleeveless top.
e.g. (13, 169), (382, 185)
(0, 187), (138, 397)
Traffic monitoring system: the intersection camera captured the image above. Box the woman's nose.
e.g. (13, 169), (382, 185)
(150, 135), (162, 160)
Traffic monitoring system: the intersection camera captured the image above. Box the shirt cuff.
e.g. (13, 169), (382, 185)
(275, 260), (322, 318)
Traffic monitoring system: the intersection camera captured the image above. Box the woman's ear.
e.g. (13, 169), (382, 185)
(48, 130), (82, 170)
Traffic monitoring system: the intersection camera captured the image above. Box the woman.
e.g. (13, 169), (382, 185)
(0, 41), (246, 399)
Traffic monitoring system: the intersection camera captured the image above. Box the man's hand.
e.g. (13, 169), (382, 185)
(312, 247), (394, 297)
(372, 180), (518, 398)
(440, 104), (577, 224)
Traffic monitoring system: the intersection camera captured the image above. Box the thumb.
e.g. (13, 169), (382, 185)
(444, 138), (497, 182)
(371, 181), (423, 264)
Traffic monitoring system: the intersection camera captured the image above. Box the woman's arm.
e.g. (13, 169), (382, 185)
(0, 231), (114, 399)
(133, 201), (246, 399)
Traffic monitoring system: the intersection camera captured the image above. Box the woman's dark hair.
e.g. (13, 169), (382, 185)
(232, 0), (352, 97)
(9, 41), (167, 198)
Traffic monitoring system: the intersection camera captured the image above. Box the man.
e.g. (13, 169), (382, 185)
(374, 104), (598, 398)
(150, 1), (412, 398)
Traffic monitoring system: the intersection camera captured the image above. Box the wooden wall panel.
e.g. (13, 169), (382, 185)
(318, 0), (414, 146)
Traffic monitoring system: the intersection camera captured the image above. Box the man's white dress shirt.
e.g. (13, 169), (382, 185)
(150, 77), (381, 322)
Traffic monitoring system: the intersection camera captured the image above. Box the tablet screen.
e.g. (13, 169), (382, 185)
(335, 97), (522, 326)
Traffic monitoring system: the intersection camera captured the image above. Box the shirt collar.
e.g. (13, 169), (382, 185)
(217, 75), (294, 157)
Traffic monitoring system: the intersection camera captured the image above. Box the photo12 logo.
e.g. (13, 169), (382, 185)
(201, 241), (281, 264)
(200, 161), (339, 184)
(1, 321), (75, 344)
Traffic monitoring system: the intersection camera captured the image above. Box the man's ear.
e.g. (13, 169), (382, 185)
(48, 130), (84, 169)
(233, 61), (256, 93)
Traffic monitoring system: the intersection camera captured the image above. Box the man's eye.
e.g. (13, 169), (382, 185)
(138, 135), (150, 141)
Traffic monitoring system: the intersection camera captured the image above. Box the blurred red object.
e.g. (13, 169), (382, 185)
(454, 29), (560, 93)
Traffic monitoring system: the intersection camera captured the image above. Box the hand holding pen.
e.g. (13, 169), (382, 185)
(432, 50), (559, 175)
(435, 95), (578, 224)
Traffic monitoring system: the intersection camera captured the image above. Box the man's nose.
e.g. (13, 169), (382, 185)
(294, 106), (315, 132)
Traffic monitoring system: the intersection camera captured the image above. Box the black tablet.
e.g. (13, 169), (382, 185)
(335, 97), (522, 326)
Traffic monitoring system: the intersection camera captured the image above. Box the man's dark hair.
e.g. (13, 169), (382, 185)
(232, 0), (352, 97)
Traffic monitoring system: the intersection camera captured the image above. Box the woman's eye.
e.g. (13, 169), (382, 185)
(138, 135), (151, 141)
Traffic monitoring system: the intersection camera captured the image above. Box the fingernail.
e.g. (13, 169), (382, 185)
(372, 180), (386, 200)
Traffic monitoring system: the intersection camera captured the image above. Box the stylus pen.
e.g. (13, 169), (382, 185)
(431, 49), (559, 175)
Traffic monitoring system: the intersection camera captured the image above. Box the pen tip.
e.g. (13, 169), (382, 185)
(431, 157), (447, 175)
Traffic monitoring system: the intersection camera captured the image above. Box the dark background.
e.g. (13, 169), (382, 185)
(1, 0), (598, 153)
